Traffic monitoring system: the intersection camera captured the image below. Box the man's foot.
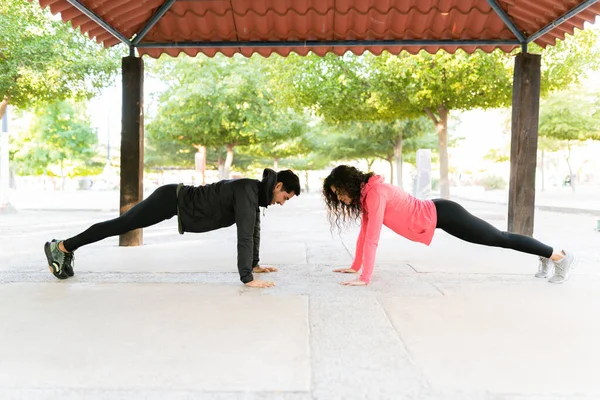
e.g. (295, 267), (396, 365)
(44, 240), (69, 280)
(549, 250), (575, 284)
(52, 239), (75, 277)
(535, 256), (552, 278)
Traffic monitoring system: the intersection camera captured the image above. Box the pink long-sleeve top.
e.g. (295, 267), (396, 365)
(350, 175), (437, 284)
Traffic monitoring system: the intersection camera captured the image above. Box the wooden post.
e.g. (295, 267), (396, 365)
(508, 53), (541, 236)
(119, 55), (144, 246)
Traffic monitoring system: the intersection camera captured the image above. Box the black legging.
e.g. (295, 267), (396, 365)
(63, 184), (178, 252)
(432, 199), (553, 258)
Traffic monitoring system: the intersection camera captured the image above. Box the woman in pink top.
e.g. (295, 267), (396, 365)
(322, 165), (575, 286)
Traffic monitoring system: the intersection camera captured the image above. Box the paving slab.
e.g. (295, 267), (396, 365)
(380, 284), (600, 396)
(0, 284), (310, 393)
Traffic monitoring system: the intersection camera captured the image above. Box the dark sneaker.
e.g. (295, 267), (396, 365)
(549, 250), (576, 284)
(52, 239), (75, 277)
(64, 250), (75, 277)
(535, 256), (553, 278)
(44, 240), (69, 280)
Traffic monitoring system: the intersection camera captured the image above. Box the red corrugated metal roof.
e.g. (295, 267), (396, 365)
(33, 0), (600, 58)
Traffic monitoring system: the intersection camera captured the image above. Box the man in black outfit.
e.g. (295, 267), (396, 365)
(44, 169), (300, 288)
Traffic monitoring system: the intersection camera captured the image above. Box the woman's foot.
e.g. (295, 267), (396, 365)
(548, 250), (575, 284)
(535, 256), (553, 278)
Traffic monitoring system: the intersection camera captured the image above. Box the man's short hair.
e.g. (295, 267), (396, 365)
(276, 170), (301, 196)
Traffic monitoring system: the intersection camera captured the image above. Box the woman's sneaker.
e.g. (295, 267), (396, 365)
(44, 240), (69, 280)
(535, 256), (553, 278)
(548, 250), (576, 284)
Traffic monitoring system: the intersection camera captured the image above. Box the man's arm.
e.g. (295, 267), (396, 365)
(234, 183), (258, 284)
(252, 209), (260, 268)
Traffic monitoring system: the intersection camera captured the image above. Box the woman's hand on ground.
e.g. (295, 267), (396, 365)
(245, 279), (275, 288)
(339, 279), (367, 286)
(253, 265), (279, 273)
(333, 268), (358, 273)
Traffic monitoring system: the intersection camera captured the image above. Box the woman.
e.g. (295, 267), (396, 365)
(322, 165), (575, 286)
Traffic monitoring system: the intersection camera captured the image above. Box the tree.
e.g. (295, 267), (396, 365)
(238, 108), (311, 169)
(269, 28), (600, 198)
(0, 0), (120, 119)
(146, 55), (276, 179)
(538, 89), (600, 192)
(320, 118), (437, 186)
(11, 101), (101, 188)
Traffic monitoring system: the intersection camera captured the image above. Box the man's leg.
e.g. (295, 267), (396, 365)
(44, 184), (178, 279)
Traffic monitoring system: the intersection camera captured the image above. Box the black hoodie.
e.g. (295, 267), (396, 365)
(176, 168), (277, 283)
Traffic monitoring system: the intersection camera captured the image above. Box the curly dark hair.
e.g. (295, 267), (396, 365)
(322, 165), (374, 233)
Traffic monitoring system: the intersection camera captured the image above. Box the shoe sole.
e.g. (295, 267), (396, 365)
(44, 242), (68, 280)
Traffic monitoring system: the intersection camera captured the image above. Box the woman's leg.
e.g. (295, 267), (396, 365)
(432, 199), (553, 258)
(62, 184), (178, 252)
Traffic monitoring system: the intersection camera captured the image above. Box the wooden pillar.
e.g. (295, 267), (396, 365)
(119, 55), (144, 246)
(508, 53), (541, 236)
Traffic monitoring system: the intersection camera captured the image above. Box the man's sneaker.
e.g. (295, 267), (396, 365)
(535, 256), (553, 278)
(52, 239), (75, 277)
(549, 250), (576, 284)
(44, 240), (69, 280)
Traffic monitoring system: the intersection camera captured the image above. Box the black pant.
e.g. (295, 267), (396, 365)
(432, 199), (553, 258)
(63, 184), (178, 252)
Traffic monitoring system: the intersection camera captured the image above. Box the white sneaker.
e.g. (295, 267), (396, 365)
(535, 256), (552, 278)
(548, 250), (575, 284)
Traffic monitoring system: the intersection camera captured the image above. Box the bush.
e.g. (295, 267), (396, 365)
(479, 175), (507, 190)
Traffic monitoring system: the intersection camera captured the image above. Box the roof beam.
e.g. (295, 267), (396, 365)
(132, 0), (177, 45)
(65, 0), (131, 46)
(527, 0), (600, 43)
(136, 39), (520, 49)
(485, 0), (527, 43)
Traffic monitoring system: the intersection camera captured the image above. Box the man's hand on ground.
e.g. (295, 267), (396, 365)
(333, 268), (358, 273)
(253, 265), (279, 273)
(245, 279), (275, 288)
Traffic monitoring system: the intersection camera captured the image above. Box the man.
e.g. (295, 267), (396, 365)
(44, 168), (300, 288)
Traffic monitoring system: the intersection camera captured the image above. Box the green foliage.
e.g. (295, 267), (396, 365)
(484, 148), (510, 163)
(317, 117), (436, 164)
(533, 29), (600, 96)
(238, 108), (312, 161)
(538, 89), (600, 142)
(10, 101), (100, 176)
(371, 50), (514, 118)
(0, 0), (120, 111)
(146, 55), (286, 169)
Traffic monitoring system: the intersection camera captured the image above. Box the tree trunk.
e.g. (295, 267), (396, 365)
(193, 145), (206, 185)
(304, 170), (309, 192)
(0, 96), (8, 121)
(425, 105), (450, 199)
(388, 157), (394, 184)
(394, 135), (403, 189)
(566, 143), (575, 193)
(217, 154), (224, 179)
(366, 159), (374, 172)
(273, 157), (279, 170)
(60, 160), (65, 191)
(223, 143), (234, 179)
